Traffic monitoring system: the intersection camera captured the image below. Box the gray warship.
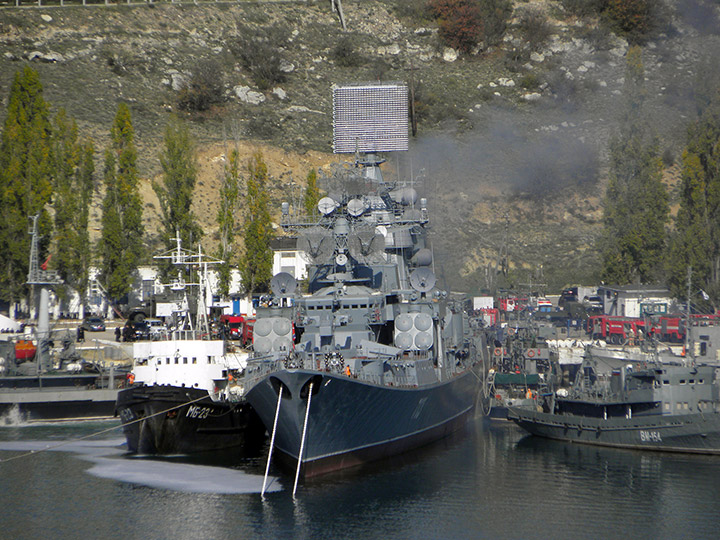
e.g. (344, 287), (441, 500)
(244, 84), (482, 480)
(508, 355), (720, 454)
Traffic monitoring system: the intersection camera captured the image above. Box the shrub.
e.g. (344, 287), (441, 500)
(662, 147), (675, 167)
(603, 0), (652, 36)
(560, 0), (605, 17)
(177, 59), (225, 112)
(518, 8), (553, 51)
(331, 35), (364, 67)
(232, 27), (288, 91)
(519, 73), (540, 90)
(392, 0), (432, 23)
(602, 0), (670, 44)
(479, 0), (513, 46)
(428, 0), (483, 53)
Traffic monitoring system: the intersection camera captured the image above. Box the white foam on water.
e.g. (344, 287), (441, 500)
(0, 405), (28, 426)
(0, 438), (282, 494)
(86, 457), (283, 494)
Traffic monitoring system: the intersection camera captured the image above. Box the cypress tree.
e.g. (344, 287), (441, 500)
(667, 99), (720, 302)
(0, 66), (53, 303)
(241, 151), (274, 293)
(304, 168), (320, 216)
(216, 148), (241, 297)
(153, 115), (202, 262)
(601, 47), (668, 285)
(99, 103), (144, 301)
(51, 108), (81, 297)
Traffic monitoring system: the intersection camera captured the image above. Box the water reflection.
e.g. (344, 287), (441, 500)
(1, 415), (719, 539)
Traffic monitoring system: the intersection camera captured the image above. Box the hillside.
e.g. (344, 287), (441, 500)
(1, 0), (719, 293)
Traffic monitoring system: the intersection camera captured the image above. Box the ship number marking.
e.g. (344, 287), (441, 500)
(186, 405), (211, 419)
(639, 430), (662, 443)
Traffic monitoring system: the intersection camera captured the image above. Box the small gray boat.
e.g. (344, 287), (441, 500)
(508, 360), (720, 454)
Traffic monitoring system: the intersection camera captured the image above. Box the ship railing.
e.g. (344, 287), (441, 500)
(243, 358), (284, 389)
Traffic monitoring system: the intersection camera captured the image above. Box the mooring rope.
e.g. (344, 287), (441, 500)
(293, 381), (313, 498)
(261, 384), (283, 498)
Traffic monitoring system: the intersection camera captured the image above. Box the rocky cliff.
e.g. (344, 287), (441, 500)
(1, 1), (719, 292)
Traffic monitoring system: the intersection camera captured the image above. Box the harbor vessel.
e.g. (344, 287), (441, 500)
(1, 215), (126, 423)
(115, 336), (265, 454)
(115, 237), (266, 454)
(0, 335), (125, 422)
(245, 84), (482, 479)
(508, 356), (720, 454)
(479, 320), (557, 420)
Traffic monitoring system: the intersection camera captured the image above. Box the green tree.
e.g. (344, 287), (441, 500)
(667, 151), (712, 298)
(304, 168), (320, 216)
(0, 66), (53, 304)
(153, 115), (202, 269)
(667, 100), (720, 302)
(99, 103), (144, 301)
(75, 141), (95, 308)
(601, 135), (668, 285)
(216, 148), (241, 297)
(51, 108), (81, 299)
(51, 112), (95, 309)
(600, 44), (668, 285)
(241, 151), (274, 293)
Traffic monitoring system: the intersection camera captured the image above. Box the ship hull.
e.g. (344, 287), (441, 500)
(508, 407), (720, 454)
(115, 385), (266, 454)
(246, 368), (479, 478)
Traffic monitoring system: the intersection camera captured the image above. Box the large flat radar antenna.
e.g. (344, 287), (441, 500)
(332, 84), (409, 154)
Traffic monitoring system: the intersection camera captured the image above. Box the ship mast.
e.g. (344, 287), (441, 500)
(153, 231), (222, 337)
(26, 214), (62, 372)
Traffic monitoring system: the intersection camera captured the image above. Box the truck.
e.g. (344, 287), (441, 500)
(558, 286), (597, 308)
(587, 315), (646, 344)
(219, 314), (255, 346)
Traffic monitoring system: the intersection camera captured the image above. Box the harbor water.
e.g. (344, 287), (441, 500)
(1, 413), (719, 540)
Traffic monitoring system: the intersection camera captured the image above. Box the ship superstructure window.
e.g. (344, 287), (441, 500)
(183, 358), (188, 364)
(679, 379), (686, 384)
(192, 358), (197, 364)
(663, 380), (669, 385)
(689, 379), (695, 384)
(664, 403), (670, 410)
(166, 358), (170, 365)
(175, 358), (179, 364)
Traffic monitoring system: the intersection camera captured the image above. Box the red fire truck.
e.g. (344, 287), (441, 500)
(587, 315), (646, 344)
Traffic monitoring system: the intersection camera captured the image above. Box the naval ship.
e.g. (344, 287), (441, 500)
(244, 84), (482, 479)
(115, 237), (265, 454)
(508, 355), (720, 454)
